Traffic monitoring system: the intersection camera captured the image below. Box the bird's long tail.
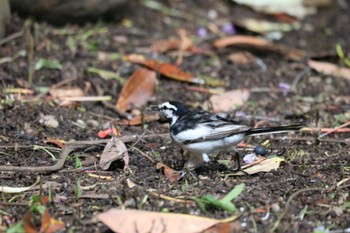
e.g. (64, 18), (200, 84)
(245, 125), (303, 136)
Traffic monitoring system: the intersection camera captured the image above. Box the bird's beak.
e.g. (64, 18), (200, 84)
(148, 105), (160, 111)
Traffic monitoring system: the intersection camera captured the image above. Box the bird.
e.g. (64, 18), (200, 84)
(151, 101), (302, 177)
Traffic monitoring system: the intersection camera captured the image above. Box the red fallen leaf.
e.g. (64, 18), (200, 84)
(125, 54), (204, 84)
(99, 137), (129, 170)
(98, 127), (120, 139)
(156, 162), (181, 183)
(40, 209), (65, 233)
(40, 196), (49, 204)
(119, 114), (160, 126)
(116, 67), (157, 112)
(45, 138), (65, 148)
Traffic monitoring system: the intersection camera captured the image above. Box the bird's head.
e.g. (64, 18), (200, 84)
(150, 101), (188, 125)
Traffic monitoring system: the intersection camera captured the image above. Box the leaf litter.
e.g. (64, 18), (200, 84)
(99, 136), (129, 170)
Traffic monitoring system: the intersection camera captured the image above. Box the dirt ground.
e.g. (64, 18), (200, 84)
(1, 1), (350, 233)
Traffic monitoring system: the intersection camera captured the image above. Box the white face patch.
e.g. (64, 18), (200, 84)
(159, 102), (178, 125)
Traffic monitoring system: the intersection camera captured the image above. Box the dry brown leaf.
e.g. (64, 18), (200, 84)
(176, 28), (193, 65)
(99, 137), (129, 170)
(125, 54), (204, 84)
(23, 211), (36, 233)
(151, 38), (181, 53)
(213, 35), (306, 61)
(208, 89), (250, 112)
(45, 138), (65, 148)
(228, 51), (257, 64)
(308, 60), (350, 80)
(214, 35), (273, 48)
(40, 209), (65, 233)
(126, 178), (137, 188)
(156, 162), (181, 183)
(120, 114), (160, 126)
(97, 209), (221, 233)
(116, 67), (157, 112)
(230, 157), (285, 176)
(49, 86), (85, 99)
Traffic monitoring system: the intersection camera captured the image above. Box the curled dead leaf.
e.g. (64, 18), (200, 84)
(99, 137), (129, 170)
(125, 54), (204, 84)
(116, 67), (157, 112)
(156, 162), (181, 183)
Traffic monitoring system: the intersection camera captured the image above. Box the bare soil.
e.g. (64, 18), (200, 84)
(0, 1), (349, 232)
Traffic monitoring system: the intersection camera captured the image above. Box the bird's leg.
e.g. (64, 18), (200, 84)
(230, 149), (248, 175)
(231, 149), (241, 172)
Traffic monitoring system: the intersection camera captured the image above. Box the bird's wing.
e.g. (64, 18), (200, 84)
(174, 120), (250, 143)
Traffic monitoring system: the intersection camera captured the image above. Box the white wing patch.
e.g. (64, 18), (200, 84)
(173, 123), (249, 142)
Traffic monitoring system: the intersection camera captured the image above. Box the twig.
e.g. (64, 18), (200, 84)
(60, 131), (149, 173)
(301, 126), (350, 134)
(0, 146), (75, 173)
(149, 191), (195, 204)
(132, 147), (156, 164)
(0, 30), (23, 46)
(94, 82), (129, 119)
(0, 133), (169, 173)
(270, 136), (349, 143)
(270, 184), (350, 232)
(318, 120), (350, 138)
(270, 187), (322, 232)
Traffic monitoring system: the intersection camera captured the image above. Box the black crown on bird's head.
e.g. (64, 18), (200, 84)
(156, 101), (189, 124)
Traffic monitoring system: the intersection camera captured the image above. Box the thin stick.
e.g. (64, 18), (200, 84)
(318, 120), (350, 138)
(0, 133), (169, 173)
(0, 30), (23, 46)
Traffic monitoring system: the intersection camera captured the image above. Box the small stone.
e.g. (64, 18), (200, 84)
(254, 146), (267, 156)
(39, 114), (59, 128)
(271, 203), (281, 213)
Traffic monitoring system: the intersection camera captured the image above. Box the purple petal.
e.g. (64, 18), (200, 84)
(243, 153), (258, 164)
(278, 82), (291, 95)
(221, 22), (236, 35)
(196, 27), (208, 38)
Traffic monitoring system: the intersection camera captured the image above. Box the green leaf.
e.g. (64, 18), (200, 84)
(87, 67), (124, 83)
(31, 195), (41, 204)
(6, 221), (25, 233)
(336, 44), (344, 58)
(75, 154), (82, 169)
(34, 58), (62, 70)
(202, 194), (236, 213)
(221, 183), (245, 203)
(31, 205), (46, 214)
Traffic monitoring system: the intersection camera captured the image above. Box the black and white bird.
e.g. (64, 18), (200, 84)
(151, 101), (302, 174)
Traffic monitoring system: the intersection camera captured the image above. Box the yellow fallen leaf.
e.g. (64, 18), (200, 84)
(227, 157), (285, 176)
